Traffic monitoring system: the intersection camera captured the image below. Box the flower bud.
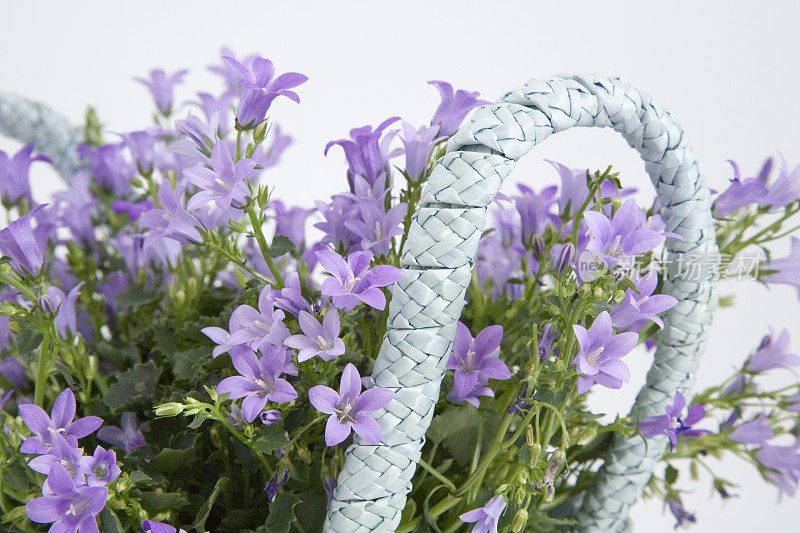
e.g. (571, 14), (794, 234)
(155, 402), (184, 417)
(525, 424), (534, 447)
(530, 443), (542, 467)
(511, 509), (529, 532)
(514, 487), (526, 507)
(0, 302), (18, 316)
(531, 235), (546, 259)
(555, 243), (575, 275)
(592, 286), (604, 298)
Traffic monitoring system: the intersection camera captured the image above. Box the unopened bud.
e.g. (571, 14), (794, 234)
(511, 509), (529, 532)
(592, 286), (604, 298)
(555, 243), (575, 275)
(526, 424), (534, 447)
(0, 302), (17, 316)
(531, 235), (546, 259)
(514, 487), (526, 507)
(530, 443), (542, 467)
(155, 402), (184, 417)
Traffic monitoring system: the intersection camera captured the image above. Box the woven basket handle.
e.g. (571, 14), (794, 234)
(0, 90), (82, 181)
(324, 75), (718, 532)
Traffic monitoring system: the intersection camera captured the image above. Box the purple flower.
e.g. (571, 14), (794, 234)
(0, 144), (50, 204)
(227, 287), (291, 351)
(174, 112), (219, 159)
(224, 56), (307, 129)
(316, 249), (403, 312)
(713, 159), (772, 217)
(120, 130), (158, 175)
(97, 412), (148, 454)
(447, 373), (495, 408)
(0, 356), (27, 389)
(265, 468), (289, 502)
(756, 437), (800, 498)
(53, 171), (98, 244)
(0, 203), (46, 275)
(345, 200), (407, 257)
(639, 391), (709, 450)
(746, 329), (800, 372)
(270, 201), (313, 249)
(572, 311), (638, 394)
(325, 117), (401, 189)
(399, 122), (440, 182)
(308, 363), (393, 446)
(83, 446), (121, 486)
(43, 282), (84, 338)
(765, 155), (800, 206)
(786, 391), (800, 413)
(191, 91), (234, 136)
(19, 389), (102, 454)
(730, 414), (774, 445)
(548, 160), (590, 217)
(667, 499), (696, 529)
(186, 141), (255, 213)
(610, 272), (678, 332)
(135, 68), (188, 115)
(111, 199), (155, 222)
(514, 184), (560, 245)
(285, 310), (345, 362)
(314, 196), (359, 252)
(216, 346), (298, 423)
(77, 143), (133, 196)
(761, 237), (800, 298)
(140, 179), (202, 247)
(538, 324), (559, 361)
(268, 271), (312, 317)
(508, 384), (533, 414)
(26, 463), (108, 532)
(459, 495), (506, 533)
(28, 432), (84, 478)
(260, 409), (282, 425)
(582, 199), (665, 267)
(143, 521), (185, 533)
(209, 47), (257, 92)
(324, 475), (336, 507)
(447, 322), (510, 383)
(428, 80), (489, 138)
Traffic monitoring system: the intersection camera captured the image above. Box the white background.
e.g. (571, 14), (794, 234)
(2, 1), (799, 531)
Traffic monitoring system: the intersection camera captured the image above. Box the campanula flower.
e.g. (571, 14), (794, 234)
(19, 388), (102, 454)
(111, 199), (154, 222)
(260, 409), (282, 425)
(284, 310), (345, 362)
(756, 436), (800, 498)
(0, 203), (46, 275)
(143, 521), (187, 533)
(713, 159), (772, 217)
(268, 271), (312, 317)
(308, 363), (393, 446)
(344, 200), (407, 257)
(761, 237), (800, 298)
(639, 391), (709, 450)
(185, 141), (255, 213)
(447, 373), (495, 408)
(209, 47), (257, 93)
(97, 412), (148, 453)
(120, 129), (158, 175)
(447, 322), (511, 383)
(316, 249), (403, 311)
(538, 324), (559, 361)
(0, 355), (27, 388)
(135, 68), (188, 115)
(270, 200), (313, 249)
(265, 468), (289, 502)
(139, 179), (202, 246)
(325, 117), (401, 189)
(43, 282), (84, 338)
(25, 463), (108, 532)
(76, 143), (134, 196)
(582, 199), (664, 268)
(514, 184), (560, 246)
(216, 346), (298, 423)
(399, 121), (440, 182)
(459, 495), (506, 533)
(667, 499), (696, 529)
(746, 329), (800, 372)
(610, 272), (678, 332)
(572, 311), (638, 394)
(27, 432), (84, 479)
(730, 414), (774, 445)
(314, 196), (360, 252)
(53, 171), (98, 245)
(0, 144), (50, 204)
(765, 154), (800, 207)
(428, 80), (489, 138)
(227, 287), (290, 351)
(83, 446), (121, 486)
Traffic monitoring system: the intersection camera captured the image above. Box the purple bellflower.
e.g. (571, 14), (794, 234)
(538, 324), (559, 361)
(268, 271), (312, 317)
(756, 437), (800, 498)
(0, 355), (27, 389)
(260, 409), (282, 425)
(19, 388), (102, 454)
(325, 117), (401, 189)
(143, 521), (186, 533)
(582, 199), (665, 268)
(0, 203), (46, 275)
(667, 499), (696, 529)
(730, 414), (774, 445)
(139, 179), (202, 247)
(308, 363), (393, 446)
(135, 68), (188, 115)
(120, 130), (158, 175)
(572, 311), (638, 394)
(399, 121), (440, 183)
(216, 346), (298, 423)
(344, 200), (407, 257)
(284, 310), (345, 362)
(96, 412), (148, 454)
(76, 143), (133, 196)
(209, 47), (257, 92)
(610, 272), (678, 332)
(53, 171), (98, 245)
(28, 432), (85, 479)
(447, 322), (511, 385)
(761, 236), (800, 298)
(265, 468), (289, 502)
(316, 249), (403, 312)
(271, 200), (313, 249)
(227, 287), (291, 351)
(185, 141), (255, 213)
(765, 155), (800, 206)
(25, 463), (108, 533)
(224, 56), (308, 129)
(0, 144), (50, 204)
(713, 159), (772, 217)
(314, 196), (360, 252)
(428, 80), (489, 138)
(639, 391), (709, 450)
(514, 184), (560, 246)
(746, 329), (800, 372)
(44, 282), (84, 338)
(111, 199), (155, 222)
(447, 373), (495, 408)
(459, 495), (506, 533)
(83, 446), (121, 486)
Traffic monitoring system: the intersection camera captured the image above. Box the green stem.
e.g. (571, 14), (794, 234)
(417, 458), (456, 492)
(246, 203), (285, 288)
(34, 332), (51, 406)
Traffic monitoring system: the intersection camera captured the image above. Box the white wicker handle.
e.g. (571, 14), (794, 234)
(324, 75), (718, 532)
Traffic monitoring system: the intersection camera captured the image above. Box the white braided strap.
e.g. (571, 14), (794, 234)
(0, 90), (82, 181)
(324, 74), (717, 533)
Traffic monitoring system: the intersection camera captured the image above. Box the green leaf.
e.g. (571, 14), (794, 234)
(0, 256), (12, 265)
(16, 328), (43, 355)
(104, 361), (162, 409)
(128, 470), (155, 487)
(533, 387), (568, 408)
(665, 464), (679, 485)
(253, 423), (289, 454)
(268, 235), (295, 258)
(139, 491), (189, 513)
(567, 431), (615, 464)
(116, 286), (157, 309)
(188, 411), (211, 429)
(428, 405), (482, 443)
(192, 477), (229, 532)
(154, 447), (194, 473)
(170, 347), (208, 382)
(99, 507), (123, 533)
(262, 492), (300, 533)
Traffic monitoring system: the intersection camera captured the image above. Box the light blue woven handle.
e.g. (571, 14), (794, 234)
(0, 90), (82, 181)
(324, 75), (718, 532)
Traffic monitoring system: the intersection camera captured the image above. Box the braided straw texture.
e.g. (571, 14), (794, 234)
(0, 90), (82, 181)
(324, 75), (717, 532)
